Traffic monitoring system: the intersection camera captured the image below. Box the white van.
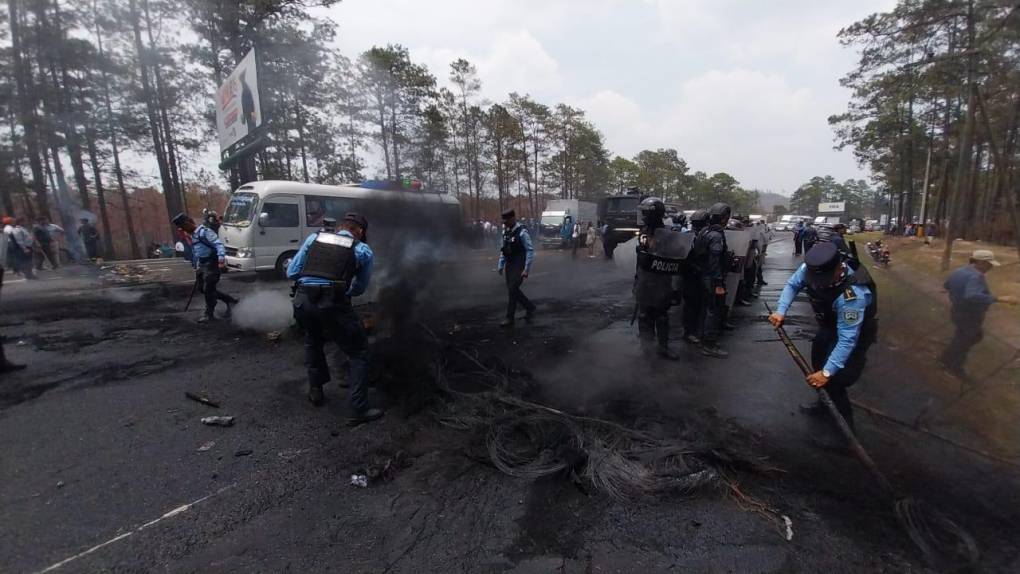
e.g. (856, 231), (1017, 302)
(219, 180), (461, 276)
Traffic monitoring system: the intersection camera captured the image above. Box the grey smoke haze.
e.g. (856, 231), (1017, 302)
(105, 288), (146, 304)
(613, 238), (638, 274)
(231, 290), (294, 332)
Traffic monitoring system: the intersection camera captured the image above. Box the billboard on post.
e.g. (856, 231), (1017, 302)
(817, 201), (846, 213)
(215, 49), (262, 153)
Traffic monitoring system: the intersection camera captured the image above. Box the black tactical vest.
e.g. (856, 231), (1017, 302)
(807, 267), (878, 343)
(300, 232), (358, 282)
(501, 225), (526, 261)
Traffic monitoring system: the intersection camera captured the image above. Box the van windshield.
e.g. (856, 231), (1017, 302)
(223, 192), (258, 226)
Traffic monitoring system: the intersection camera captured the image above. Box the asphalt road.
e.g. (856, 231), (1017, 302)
(1, 236), (1018, 573)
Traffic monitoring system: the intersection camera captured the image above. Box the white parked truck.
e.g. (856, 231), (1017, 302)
(538, 199), (598, 248)
(219, 180), (461, 276)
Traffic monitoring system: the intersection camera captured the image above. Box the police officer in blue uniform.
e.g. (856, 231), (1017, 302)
(172, 213), (238, 323)
(498, 209), (536, 327)
(694, 203), (731, 358)
(769, 242), (877, 432)
(287, 213), (382, 425)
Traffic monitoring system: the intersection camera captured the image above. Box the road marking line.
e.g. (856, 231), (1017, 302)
(34, 484), (234, 573)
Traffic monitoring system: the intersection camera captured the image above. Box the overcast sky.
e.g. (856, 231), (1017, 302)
(317, 0), (896, 195)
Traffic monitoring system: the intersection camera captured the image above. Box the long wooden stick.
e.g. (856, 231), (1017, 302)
(765, 301), (895, 496)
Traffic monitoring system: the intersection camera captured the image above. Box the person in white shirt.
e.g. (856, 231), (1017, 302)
(8, 218), (36, 279)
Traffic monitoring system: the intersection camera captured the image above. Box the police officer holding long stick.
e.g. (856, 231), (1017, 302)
(768, 242), (876, 435)
(287, 212), (383, 425)
(173, 213), (238, 323)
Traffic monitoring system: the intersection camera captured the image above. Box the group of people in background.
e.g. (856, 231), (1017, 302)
(0, 215), (106, 279)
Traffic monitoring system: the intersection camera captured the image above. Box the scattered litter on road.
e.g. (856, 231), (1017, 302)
(16, 340), (26, 346)
(197, 441), (216, 452)
(354, 451), (410, 485)
(200, 416), (235, 427)
(56, 481), (65, 489)
(783, 515), (794, 541)
(277, 448), (308, 460)
(266, 331), (281, 342)
(100, 263), (151, 283)
(185, 392), (220, 408)
(234, 449), (253, 457)
(350, 474), (368, 488)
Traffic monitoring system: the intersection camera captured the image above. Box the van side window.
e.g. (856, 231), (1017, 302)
(262, 202), (299, 227)
(305, 195), (353, 227)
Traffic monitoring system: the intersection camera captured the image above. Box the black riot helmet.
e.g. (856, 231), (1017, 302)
(707, 202), (731, 225)
(637, 196), (666, 228)
(689, 210), (709, 230)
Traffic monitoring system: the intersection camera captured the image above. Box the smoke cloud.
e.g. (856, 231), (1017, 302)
(231, 290), (294, 332)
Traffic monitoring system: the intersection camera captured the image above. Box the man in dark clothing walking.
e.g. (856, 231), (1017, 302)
(79, 218), (101, 260)
(940, 250), (1017, 377)
(498, 209), (536, 327)
(33, 217), (61, 270)
(801, 221), (819, 253)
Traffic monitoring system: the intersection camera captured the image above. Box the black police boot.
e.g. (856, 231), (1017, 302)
(682, 333), (701, 345)
(699, 343), (728, 358)
(308, 385), (325, 406)
(799, 399), (826, 417)
(500, 317), (514, 328)
(723, 321), (737, 331)
(657, 346), (680, 361)
(347, 407), (384, 427)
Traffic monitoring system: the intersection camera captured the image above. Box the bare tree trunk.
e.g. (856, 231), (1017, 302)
(84, 129), (115, 258)
(390, 106), (401, 180)
(941, 0), (976, 271)
(128, 0), (179, 234)
(963, 141), (983, 239)
(976, 88), (1020, 262)
(48, 0), (91, 211)
(142, 0), (183, 208)
(8, 0), (49, 215)
(94, 0), (140, 259)
(295, 103), (310, 183)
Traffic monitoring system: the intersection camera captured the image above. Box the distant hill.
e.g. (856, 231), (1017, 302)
(755, 191), (789, 214)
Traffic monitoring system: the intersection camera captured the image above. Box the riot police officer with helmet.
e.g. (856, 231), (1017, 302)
(769, 242), (877, 434)
(694, 203), (731, 358)
(634, 197), (680, 360)
(287, 212), (383, 425)
(681, 210), (709, 343)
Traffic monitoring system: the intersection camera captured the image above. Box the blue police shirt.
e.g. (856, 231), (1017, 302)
(497, 223), (535, 273)
(191, 225), (225, 267)
(286, 230), (373, 296)
(776, 264), (872, 376)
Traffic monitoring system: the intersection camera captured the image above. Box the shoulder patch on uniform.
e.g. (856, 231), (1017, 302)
(844, 287), (856, 301)
(843, 309), (860, 325)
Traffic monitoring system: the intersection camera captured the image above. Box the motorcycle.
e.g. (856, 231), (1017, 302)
(866, 240), (891, 268)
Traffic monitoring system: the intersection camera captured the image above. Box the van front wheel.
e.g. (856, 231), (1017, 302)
(275, 251), (297, 279)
